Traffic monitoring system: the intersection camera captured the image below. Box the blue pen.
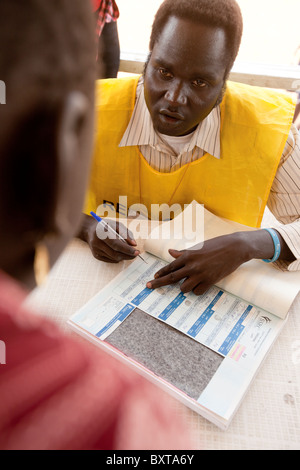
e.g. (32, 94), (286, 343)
(90, 212), (147, 263)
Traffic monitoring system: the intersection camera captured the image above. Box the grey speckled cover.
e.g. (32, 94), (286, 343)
(106, 308), (224, 400)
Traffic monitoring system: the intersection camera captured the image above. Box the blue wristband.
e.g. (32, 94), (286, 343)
(262, 228), (281, 263)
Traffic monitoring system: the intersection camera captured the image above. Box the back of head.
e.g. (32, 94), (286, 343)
(150, 0), (243, 77)
(0, 0), (95, 106)
(0, 0), (96, 284)
(0, 0), (95, 221)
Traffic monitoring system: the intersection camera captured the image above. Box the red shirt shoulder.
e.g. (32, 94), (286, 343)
(0, 272), (191, 450)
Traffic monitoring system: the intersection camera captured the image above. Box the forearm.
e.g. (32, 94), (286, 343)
(76, 213), (95, 243)
(237, 229), (296, 263)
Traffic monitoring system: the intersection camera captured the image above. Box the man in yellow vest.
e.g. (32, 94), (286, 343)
(79, 0), (300, 295)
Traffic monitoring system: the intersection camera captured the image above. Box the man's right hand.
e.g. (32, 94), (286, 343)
(77, 213), (140, 263)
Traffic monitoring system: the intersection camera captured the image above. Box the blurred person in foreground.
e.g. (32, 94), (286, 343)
(80, 0), (300, 296)
(0, 0), (191, 450)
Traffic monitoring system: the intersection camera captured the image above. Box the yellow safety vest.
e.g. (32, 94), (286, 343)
(85, 76), (295, 227)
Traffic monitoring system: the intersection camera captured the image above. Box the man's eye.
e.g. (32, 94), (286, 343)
(159, 68), (173, 79)
(192, 79), (207, 88)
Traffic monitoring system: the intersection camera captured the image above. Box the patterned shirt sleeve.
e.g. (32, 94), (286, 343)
(267, 124), (300, 271)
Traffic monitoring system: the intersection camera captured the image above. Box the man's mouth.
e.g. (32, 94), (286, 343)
(159, 109), (184, 122)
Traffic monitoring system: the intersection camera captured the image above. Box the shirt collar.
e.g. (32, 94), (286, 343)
(119, 77), (221, 159)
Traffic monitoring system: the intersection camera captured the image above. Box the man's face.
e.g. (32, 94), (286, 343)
(144, 16), (228, 136)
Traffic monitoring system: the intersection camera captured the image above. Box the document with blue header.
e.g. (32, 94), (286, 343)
(68, 202), (300, 429)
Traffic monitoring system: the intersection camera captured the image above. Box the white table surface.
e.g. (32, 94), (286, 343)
(26, 224), (300, 450)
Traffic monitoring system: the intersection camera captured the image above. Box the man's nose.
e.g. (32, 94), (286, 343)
(164, 81), (187, 106)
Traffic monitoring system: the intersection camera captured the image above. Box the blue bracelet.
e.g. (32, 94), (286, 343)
(262, 228), (281, 263)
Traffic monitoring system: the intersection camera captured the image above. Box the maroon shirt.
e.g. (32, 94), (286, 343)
(0, 271), (191, 450)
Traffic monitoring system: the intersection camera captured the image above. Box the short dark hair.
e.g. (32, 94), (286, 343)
(149, 0), (243, 76)
(0, 0), (96, 232)
(0, 0), (95, 106)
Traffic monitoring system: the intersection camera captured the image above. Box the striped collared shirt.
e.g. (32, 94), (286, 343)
(119, 77), (300, 271)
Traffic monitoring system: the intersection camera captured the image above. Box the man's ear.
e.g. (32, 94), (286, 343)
(53, 91), (93, 239)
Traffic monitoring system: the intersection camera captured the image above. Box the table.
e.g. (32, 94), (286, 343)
(26, 231), (300, 450)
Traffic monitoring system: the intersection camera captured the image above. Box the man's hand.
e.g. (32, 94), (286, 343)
(77, 213), (140, 263)
(146, 230), (295, 295)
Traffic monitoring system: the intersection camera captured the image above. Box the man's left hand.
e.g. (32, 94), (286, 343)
(146, 232), (255, 295)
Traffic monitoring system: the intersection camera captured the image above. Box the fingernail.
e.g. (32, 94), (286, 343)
(146, 282), (152, 289)
(154, 273), (159, 279)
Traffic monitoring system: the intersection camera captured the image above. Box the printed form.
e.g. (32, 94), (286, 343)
(73, 252), (283, 361)
(70, 252), (285, 421)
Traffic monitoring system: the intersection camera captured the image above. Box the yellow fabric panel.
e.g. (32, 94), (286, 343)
(85, 76), (295, 227)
